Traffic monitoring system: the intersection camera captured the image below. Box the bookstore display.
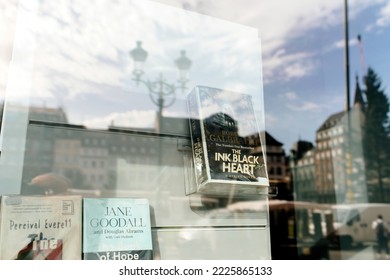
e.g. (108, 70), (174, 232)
(187, 86), (269, 196)
(0, 196), (153, 260)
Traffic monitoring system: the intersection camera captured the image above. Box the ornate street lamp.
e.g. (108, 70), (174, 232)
(175, 50), (192, 86)
(130, 41), (148, 81)
(129, 41), (192, 124)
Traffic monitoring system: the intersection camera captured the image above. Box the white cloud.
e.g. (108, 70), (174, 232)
(279, 90), (325, 112)
(0, 0), (19, 101)
(263, 50), (317, 82)
(2, 0), (388, 101)
(376, 1), (390, 27)
(156, 0), (389, 84)
(265, 112), (278, 126)
(284, 61), (317, 80)
(287, 101), (324, 112)
(1, 0), (388, 129)
(327, 38), (358, 52)
(281, 92), (298, 101)
(5, 0), (264, 103)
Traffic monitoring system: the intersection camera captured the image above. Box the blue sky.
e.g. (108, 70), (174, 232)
(172, 0), (390, 151)
(1, 0), (390, 152)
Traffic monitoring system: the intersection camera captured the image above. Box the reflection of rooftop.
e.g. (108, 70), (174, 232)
(316, 111), (345, 132)
(29, 106), (68, 123)
(261, 131), (283, 147)
(291, 140), (314, 161)
(108, 124), (156, 134)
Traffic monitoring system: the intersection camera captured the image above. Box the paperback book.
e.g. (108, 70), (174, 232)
(0, 195), (82, 260)
(83, 198), (153, 260)
(187, 86), (269, 196)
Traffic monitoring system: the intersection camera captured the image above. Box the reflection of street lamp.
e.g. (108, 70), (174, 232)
(129, 41), (192, 126)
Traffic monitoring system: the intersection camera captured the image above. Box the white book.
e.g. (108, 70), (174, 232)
(0, 195), (82, 260)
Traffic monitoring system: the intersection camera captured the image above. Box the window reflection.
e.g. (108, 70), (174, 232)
(1, 0), (390, 260)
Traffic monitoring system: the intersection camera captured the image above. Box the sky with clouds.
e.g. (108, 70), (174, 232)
(1, 0), (390, 151)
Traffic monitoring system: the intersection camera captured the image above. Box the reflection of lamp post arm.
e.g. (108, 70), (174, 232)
(131, 73), (177, 115)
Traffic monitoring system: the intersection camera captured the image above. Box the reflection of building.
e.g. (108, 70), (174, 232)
(158, 116), (189, 136)
(107, 125), (159, 191)
(19, 107), (292, 198)
(262, 131), (287, 183)
(29, 106), (68, 123)
(314, 78), (366, 203)
(289, 78), (367, 204)
(21, 111), (184, 193)
(72, 131), (110, 189)
(315, 111), (345, 203)
(23, 107), (68, 187)
(290, 140), (316, 202)
(246, 131), (290, 198)
(291, 140), (314, 162)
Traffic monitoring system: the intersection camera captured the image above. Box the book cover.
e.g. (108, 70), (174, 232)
(0, 195), (82, 260)
(187, 86), (269, 195)
(83, 198), (153, 260)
